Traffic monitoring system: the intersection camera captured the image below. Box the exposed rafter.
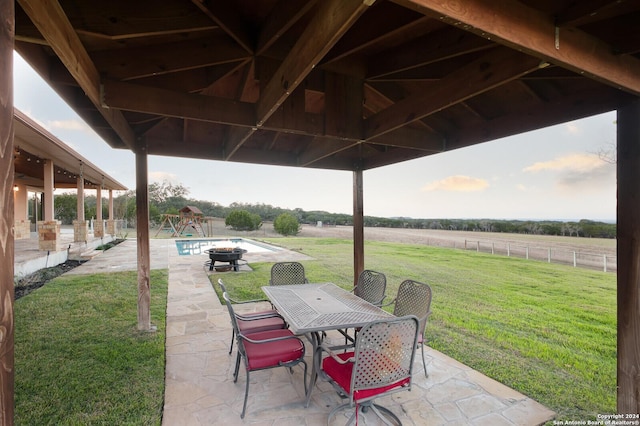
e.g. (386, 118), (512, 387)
(394, 0), (640, 95)
(17, 0), (137, 150)
(365, 47), (543, 138)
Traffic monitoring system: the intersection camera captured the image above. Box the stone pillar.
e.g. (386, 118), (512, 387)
(106, 219), (116, 236)
(14, 219), (30, 240)
(73, 219), (88, 243)
(38, 220), (60, 251)
(94, 186), (104, 237)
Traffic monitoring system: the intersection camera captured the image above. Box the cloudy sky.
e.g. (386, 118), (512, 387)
(13, 52), (617, 222)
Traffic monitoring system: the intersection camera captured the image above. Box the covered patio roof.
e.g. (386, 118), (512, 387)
(13, 109), (127, 191)
(12, 0), (638, 169)
(3, 0), (640, 419)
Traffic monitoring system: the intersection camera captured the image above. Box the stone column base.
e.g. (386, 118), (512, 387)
(73, 220), (89, 242)
(107, 220), (116, 236)
(94, 220), (105, 238)
(14, 220), (31, 240)
(38, 220), (60, 251)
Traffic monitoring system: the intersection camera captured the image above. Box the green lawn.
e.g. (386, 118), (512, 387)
(15, 270), (168, 425)
(13, 237), (615, 424)
(214, 237), (616, 422)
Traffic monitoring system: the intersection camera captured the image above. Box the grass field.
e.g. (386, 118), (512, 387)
(14, 270), (168, 425)
(215, 237), (617, 422)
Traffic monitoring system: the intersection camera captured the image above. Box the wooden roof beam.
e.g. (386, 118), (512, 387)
(17, 0), (136, 150)
(191, 0), (254, 54)
(367, 27), (492, 79)
(256, 0), (375, 127)
(256, 0), (319, 55)
(394, 0), (640, 96)
(101, 79), (256, 128)
(365, 47), (542, 139)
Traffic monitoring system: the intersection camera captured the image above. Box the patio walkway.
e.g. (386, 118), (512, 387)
(18, 236), (556, 425)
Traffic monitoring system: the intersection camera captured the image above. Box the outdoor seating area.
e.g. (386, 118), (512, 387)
(161, 244), (556, 425)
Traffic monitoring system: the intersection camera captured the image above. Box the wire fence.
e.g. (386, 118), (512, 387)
(463, 239), (616, 273)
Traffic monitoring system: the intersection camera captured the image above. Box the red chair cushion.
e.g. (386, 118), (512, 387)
(243, 329), (305, 370)
(322, 352), (410, 401)
(237, 316), (286, 334)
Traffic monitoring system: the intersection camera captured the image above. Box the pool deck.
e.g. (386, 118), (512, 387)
(16, 236), (556, 425)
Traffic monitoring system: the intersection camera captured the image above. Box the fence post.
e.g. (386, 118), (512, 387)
(492, 243), (495, 254)
(507, 243), (510, 257)
(526, 246), (529, 259)
(476, 241), (479, 252)
(604, 255), (608, 273)
(548, 248), (551, 263)
(573, 251), (577, 267)
(465, 239), (467, 250)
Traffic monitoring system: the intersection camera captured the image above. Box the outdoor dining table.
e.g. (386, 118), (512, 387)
(261, 282), (394, 407)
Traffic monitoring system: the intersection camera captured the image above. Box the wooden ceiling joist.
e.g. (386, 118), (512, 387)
(17, 0), (137, 149)
(394, 0), (640, 95)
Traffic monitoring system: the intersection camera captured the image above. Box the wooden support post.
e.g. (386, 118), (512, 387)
(135, 148), (151, 331)
(617, 99), (640, 413)
(353, 169), (364, 287)
(0, 0), (15, 421)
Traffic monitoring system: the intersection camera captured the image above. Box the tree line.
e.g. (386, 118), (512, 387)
(50, 180), (616, 239)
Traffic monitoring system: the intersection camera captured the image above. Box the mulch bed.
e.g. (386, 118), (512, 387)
(14, 239), (125, 300)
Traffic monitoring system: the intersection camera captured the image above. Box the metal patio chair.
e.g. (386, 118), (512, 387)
(343, 269), (388, 344)
(321, 315), (419, 425)
(218, 279), (286, 354)
(353, 269), (387, 306)
(391, 279), (433, 378)
(222, 292), (308, 419)
(269, 261), (309, 286)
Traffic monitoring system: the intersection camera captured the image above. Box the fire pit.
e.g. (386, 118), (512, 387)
(206, 248), (247, 272)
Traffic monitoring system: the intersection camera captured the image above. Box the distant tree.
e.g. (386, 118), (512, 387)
(225, 209), (262, 231)
(273, 213), (300, 236)
(54, 193), (77, 224)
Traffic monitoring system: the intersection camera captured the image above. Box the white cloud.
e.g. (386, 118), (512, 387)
(523, 153), (604, 173)
(523, 153), (614, 193)
(565, 122), (581, 135)
(149, 171), (180, 183)
(422, 175), (489, 192)
(48, 119), (89, 132)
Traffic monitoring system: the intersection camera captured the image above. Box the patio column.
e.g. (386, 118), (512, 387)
(38, 158), (60, 251)
(0, 0), (15, 421)
(617, 98), (640, 413)
(74, 167), (88, 242)
(106, 189), (116, 235)
(353, 169), (364, 287)
(13, 183), (29, 240)
(136, 146), (151, 331)
(94, 185), (104, 238)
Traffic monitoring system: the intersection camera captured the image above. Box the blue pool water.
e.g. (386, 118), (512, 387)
(175, 238), (280, 256)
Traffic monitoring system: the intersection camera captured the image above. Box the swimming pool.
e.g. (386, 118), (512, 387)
(175, 238), (280, 256)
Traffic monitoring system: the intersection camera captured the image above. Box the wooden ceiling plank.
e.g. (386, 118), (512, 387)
(191, 0), (254, 54)
(394, 0), (640, 95)
(92, 36), (250, 81)
(257, 0), (319, 55)
(298, 137), (359, 167)
(101, 79), (256, 127)
(556, 0), (640, 28)
(256, 0), (374, 127)
(17, 0), (136, 149)
(368, 28), (492, 79)
(365, 47), (542, 138)
(370, 126), (444, 151)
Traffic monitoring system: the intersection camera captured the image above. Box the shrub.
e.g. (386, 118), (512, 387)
(274, 213), (300, 236)
(225, 209), (262, 231)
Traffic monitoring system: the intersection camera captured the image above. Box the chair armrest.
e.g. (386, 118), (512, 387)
(379, 297), (396, 308)
(320, 343), (355, 364)
(226, 295), (271, 305)
(239, 332), (299, 345)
